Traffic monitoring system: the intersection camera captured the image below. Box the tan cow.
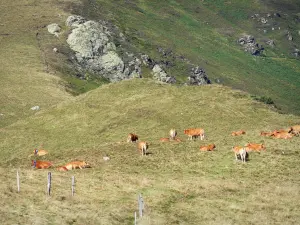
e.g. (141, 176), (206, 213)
(231, 130), (246, 136)
(233, 146), (248, 162)
(127, 133), (139, 143)
(64, 161), (90, 170)
(245, 143), (266, 152)
(200, 144), (216, 151)
(160, 138), (170, 142)
(169, 128), (177, 140)
(138, 141), (148, 156)
(184, 128), (205, 140)
(273, 131), (294, 139)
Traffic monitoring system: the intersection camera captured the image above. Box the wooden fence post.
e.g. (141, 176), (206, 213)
(134, 211), (137, 225)
(71, 176), (75, 196)
(17, 169), (20, 193)
(47, 172), (51, 196)
(138, 193), (144, 218)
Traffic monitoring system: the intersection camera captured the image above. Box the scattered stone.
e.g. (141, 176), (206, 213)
(53, 48), (58, 53)
(31, 106), (40, 111)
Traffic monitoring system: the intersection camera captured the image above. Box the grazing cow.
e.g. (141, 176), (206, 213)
(245, 143), (266, 152)
(273, 131), (294, 139)
(127, 133), (139, 143)
(31, 160), (53, 169)
(289, 125), (300, 136)
(233, 146), (248, 162)
(184, 128), (205, 140)
(64, 161), (90, 170)
(231, 130), (246, 136)
(169, 129), (177, 140)
(138, 141), (148, 156)
(57, 166), (68, 171)
(200, 144), (216, 151)
(160, 137), (170, 142)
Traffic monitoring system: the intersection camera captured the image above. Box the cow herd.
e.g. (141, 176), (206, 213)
(29, 148), (90, 171)
(29, 124), (299, 170)
(127, 124), (300, 163)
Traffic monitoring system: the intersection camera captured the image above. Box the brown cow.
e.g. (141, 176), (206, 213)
(160, 138), (170, 142)
(169, 129), (177, 140)
(273, 131), (294, 139)
(245, 143), (266, 152)
(64, 161), (90, 170)
(138, 141), (148, 156)
(260, 131), (274, 137)
(31, 160), (53, 169)
(231, 130), (246, 136)
(184, 128), (205, 140)
(200, 144), (216, 151)
(127, 133), (139, 143)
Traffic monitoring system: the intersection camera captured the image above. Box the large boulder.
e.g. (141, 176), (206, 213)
(66, 16), (141, 82)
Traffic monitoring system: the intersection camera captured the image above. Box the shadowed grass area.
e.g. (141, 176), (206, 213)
(0, 79), (299, 224)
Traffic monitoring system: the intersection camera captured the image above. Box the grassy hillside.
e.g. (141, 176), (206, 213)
(1, 79), (300, 224)
(68, 0), (300, 114)
(0, 0), (77, 128)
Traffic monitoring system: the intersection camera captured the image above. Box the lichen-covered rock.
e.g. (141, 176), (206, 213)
(152, 65), (176, 84)
(65, 16), (142, 82)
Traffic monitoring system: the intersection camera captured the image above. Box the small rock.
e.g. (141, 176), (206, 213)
(31, 106), (40, 111)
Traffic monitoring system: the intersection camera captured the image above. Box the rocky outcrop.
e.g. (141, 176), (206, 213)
(151, 65), (176, 84)
(238, 35), (264, 56)
(187, 67), (210, 85)
(65, 15), (141, 82)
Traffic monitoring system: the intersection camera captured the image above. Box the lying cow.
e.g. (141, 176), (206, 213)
(231, 130), (246, 136)
(127, 133), (139, 143)
(200, 144), (216, 151)
(160, 137), (170, 142)
(64, 161), (90, 170)
(233, 146), (248, 163)
(33, 148), (48, 156)
(273, 131), (294, 139)
(245, 143), (266, 152)
(184, 128), (205, 140)
(31, 160), (53, 169)
(138, 141), (148, 156)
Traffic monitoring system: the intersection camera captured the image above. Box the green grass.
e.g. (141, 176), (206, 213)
(0, 79), (300, 224)
(69, 0), (300, 115)
(1, 0), (300, 224)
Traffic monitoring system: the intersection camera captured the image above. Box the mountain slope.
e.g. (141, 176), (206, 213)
(0, 79), (299, 224)
(67, 0), (300, 114)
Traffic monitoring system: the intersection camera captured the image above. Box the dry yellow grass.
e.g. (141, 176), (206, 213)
(0, 79), (300, 224)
